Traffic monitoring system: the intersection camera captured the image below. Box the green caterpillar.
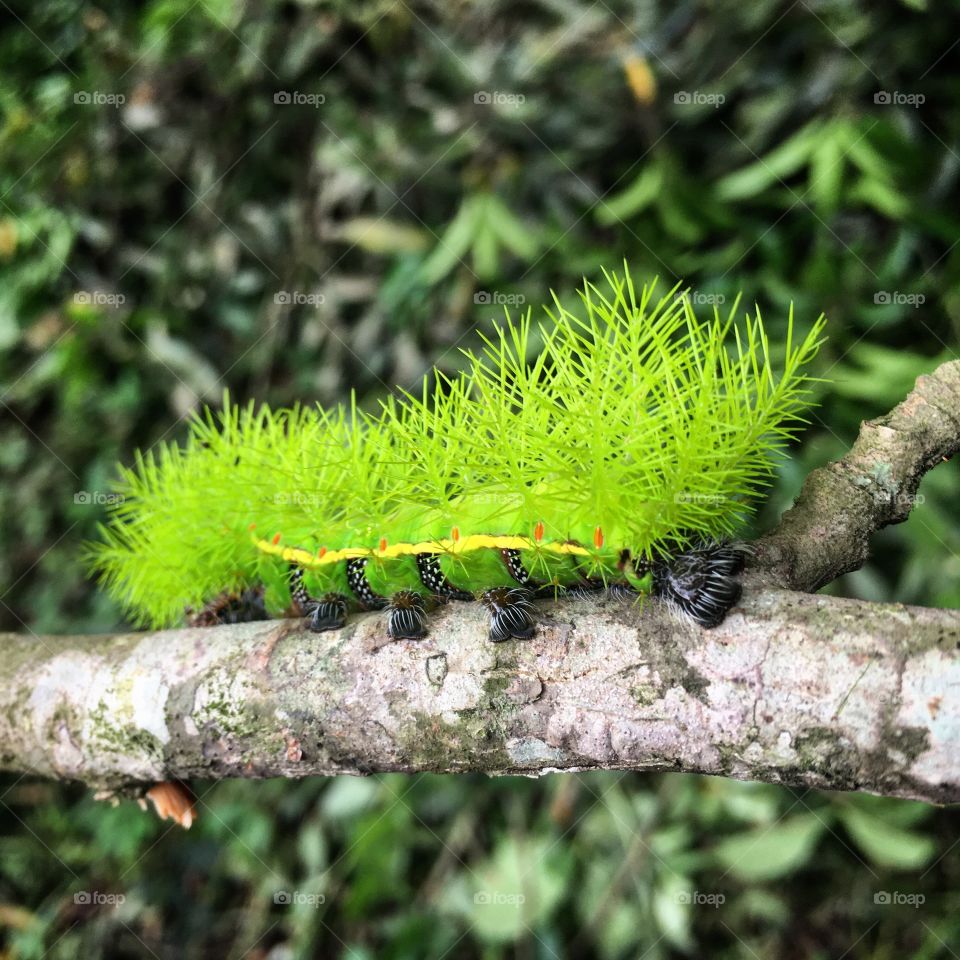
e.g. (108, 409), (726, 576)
(88, 267), (825, 640)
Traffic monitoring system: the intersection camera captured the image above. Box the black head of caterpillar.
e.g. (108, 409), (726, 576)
(650, 540), (748, 628)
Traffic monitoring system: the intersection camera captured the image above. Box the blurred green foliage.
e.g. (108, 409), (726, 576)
(2, 774), (959, 958)
(1, 0), (958, 957)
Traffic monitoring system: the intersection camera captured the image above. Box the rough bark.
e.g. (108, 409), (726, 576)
(1, 361), (959, 802)
(753, 359), (960, 592)
(1, 588), (958, 802)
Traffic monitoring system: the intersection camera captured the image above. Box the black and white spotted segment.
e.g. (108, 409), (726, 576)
(500, 548), (537, 587)
(345, 557), (388, 610)
(415, 552), (473, 601)
(288, 565), (313, 611)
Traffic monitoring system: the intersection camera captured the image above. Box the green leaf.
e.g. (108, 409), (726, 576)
(471, 216), (500, 279)
(335, 218), (429, 254)
(652, 874), (694, 951)
(840, 807), (937, 870)
(716, 124), (820, 200)
(297, 822), (327, 873)
(718, 781), (781, 824)
(420, 196), (481, 284)
(466, 837), (569, 943)
(485, 194), (539, 260)
(596, 163), (664, 225)
(831, 344), (942, 404)
(658, 196), (704, 242)
(321, 777), (379, 820)
(845, 133), (895, 182)
(809, 132), (845, 213)
(713, 814), (826, 881)
(599, 903), (645, 957)
(843, 792), (934, 828)
(849, 177), (910, 219)
(736, 889), (792, 925)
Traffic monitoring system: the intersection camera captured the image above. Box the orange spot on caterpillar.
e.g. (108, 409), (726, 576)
(272, 532), (282, 545)
(379, 537), (388, 553)
(534, 521), (545, 542)
(317, 546), (327, 559)
(594, 526), (604, 549)
(248, 523), (257, 531)
(451, 526), (460, 542)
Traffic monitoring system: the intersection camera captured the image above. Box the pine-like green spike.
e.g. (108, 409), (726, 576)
(86, 267), (826, 628)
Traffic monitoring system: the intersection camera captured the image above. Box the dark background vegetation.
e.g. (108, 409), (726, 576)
(1, 1), (958, 957)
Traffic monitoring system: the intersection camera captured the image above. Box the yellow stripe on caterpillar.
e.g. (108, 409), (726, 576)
(253, 533), (592, 567)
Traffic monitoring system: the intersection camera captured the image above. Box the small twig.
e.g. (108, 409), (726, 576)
(752, 359), (960, 592)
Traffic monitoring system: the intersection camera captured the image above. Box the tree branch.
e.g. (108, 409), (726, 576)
(753, 359), (960, 592)
(2, 588), (958, 802)
(3, 362), (959, 802)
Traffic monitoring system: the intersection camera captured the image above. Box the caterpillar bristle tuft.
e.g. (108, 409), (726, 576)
(481, 587), (537, 642)
(386, 590), (428, 640)
(309, 593), (349, 632)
